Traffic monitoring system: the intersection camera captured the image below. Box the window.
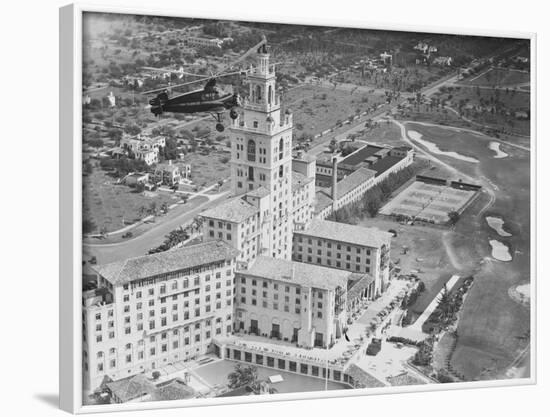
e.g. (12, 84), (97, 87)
(247, 140), (256, 162)
(279, 138), (284, 160)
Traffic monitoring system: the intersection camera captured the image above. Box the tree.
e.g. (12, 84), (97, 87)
(83, 219), (96, 234)
(227, 364), (258, 390)
(448, 210), (460, 226)
(438, 285), (454, 323)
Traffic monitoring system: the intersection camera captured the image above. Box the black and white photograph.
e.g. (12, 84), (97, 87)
(75, 10), (534, 408)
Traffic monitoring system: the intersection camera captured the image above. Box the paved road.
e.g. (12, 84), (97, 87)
(83, 190), (230, 264)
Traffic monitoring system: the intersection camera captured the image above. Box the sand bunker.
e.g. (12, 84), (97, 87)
(508, 283), (530, 306)
(489, 239), (512, 262)
(407, 131), (479, 163)
(516, 284), (530, 299)
(489, 141), (508, 159)
(486, 216), (512, 237)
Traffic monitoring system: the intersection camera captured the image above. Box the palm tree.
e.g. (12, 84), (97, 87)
(438, 285), (454, 323)
(227, 364), (258, 390)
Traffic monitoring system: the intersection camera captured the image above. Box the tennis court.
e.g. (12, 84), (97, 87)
(380, 181), (477, 224)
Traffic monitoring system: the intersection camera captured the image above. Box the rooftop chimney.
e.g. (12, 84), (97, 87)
(331, 156), (338, 207)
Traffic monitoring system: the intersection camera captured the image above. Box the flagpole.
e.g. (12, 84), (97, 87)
(325, 338), (328, 390)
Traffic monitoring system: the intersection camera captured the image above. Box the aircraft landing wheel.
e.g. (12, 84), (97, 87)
(215, 123), (225, 132)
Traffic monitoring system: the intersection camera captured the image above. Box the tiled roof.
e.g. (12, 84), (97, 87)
(201, 197), (258, 223)
(93, 241), (239, 286)
(294, 154), (317, 163)
(291, 171), (313, 193)
(386, 372), (427, 386)
(336, 167), (376, 196)
(243, 256), (350, 290)
(297, 219), (392, 249)
(246, 186), (270, 198)
(106, 374), (154, 402)
(314, 190), (334, 214)
(347, 273), (376, 300)
(369, 155), (404, 177)
(151, 379), (195, 401)
(314, 167), (376, 213)
(346, 364), (385, 388)
(341, 144), (384, 167)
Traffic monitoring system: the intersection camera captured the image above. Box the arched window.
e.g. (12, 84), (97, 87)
(279, 165), (283, 178)
(248, 166), (254, 181)
(268, 85), (272, 104)
(279, 138), (284, 160)
(247, 139), (256, 162)
(256, 85), (262, 102)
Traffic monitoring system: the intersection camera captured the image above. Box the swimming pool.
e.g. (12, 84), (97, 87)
(194, 360), (351, 394)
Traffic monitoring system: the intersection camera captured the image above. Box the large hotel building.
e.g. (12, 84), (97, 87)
(84, 44), (394, 392)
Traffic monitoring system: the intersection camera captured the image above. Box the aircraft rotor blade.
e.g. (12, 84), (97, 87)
(141, 76), (212, 95)
(215, 35), (267, 76)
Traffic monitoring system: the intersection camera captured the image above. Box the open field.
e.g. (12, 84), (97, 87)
(83, 168), (179, 233)
(402, 122), (531, 380)
(337, 65), (450, 93)
(357, 122), (404, 148)
(380, 181), (477, 224)
(188, 150), (231, 188)
(461, 67), (530, 87)
(282, 84), (386, 139)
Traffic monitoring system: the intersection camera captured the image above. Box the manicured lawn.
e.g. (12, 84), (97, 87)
(282, 85), (386, 138)
(402, 123), (531, 380)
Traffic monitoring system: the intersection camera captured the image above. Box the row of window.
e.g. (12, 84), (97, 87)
(94, 326), (232, 374)
(295, 236), (373, 254)
(295, 254), (371, 273)
(296, 247), (371, 263)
